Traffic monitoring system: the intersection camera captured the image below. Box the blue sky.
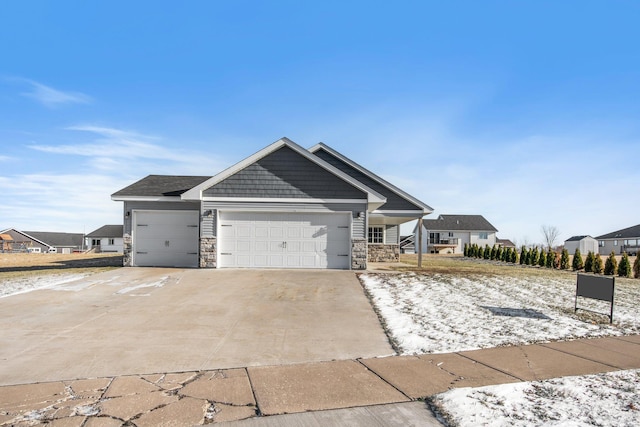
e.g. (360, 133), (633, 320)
(1, 1), (638, 245)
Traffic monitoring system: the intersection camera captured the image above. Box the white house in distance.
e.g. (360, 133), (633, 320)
(413, 214), (498, 254)
(595, 224), (640, 256)
(563, 235), (598, 255)
(86, 225), (124, 253)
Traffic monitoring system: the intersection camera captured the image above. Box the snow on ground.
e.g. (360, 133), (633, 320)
(431, 369), (640, 427)
(360, 272), (640, 354)
(0, 273), (89, 298)
(0, 273), (172, 298)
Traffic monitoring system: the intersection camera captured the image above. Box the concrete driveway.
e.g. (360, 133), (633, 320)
(0, 268), (393, 386)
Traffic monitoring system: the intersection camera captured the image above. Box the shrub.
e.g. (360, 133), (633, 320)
(496, 245), (503, 261)
(501, 247), (508, 262)
(584, 251), (595, 273)
(538, 249), (546, 267)
(560, 249), (570, 270)
(477, 246), (484, 258)
(604, 251), (617, 275)
(546, 249), (554, 268)
(530, 247), (539, 266)
(572, 248), (583, 271)
(484, 244), (491, 260)
(593, 253), (604, 274)
(464, 243), (469, 257)
(520, 246), (526, 265)
(490, 244), (497, 260)
(618, 252), (631, 277)
(635, 253), (640, 279)
(511, 248), (518, 263)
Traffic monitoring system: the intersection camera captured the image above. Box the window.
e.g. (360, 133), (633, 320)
(614, 240), (618, 246)
(478, 232), (488, 239)
(108, 238), (115, 245)
(448, 232), (454, 237)
(91, 239), (100, 246)
(599, 241), (604, 247)
(368, 227), (384, 244)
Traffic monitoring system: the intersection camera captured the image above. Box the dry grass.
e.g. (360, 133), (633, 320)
(398, 253), (639, 283)
(0, 252), (122, 280)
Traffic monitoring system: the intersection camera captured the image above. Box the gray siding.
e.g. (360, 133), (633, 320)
(203, 201), (366, 239)
(204, 146), (366, 199)
(385, 224), (399, 244)
(314, 148), (421, 211)
(123, 201), (200, 234)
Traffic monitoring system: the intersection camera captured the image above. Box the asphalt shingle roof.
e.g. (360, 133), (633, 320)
(86, 225), (123, 238)
(112, 175), (211, 198)
(565, 235), (593, 242)
(23, 231), (84, 247)
(423, 214), (498, 232)
(595, 224), (640, 240)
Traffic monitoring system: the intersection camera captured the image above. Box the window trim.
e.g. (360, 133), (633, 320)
(368, 226), (384, 244)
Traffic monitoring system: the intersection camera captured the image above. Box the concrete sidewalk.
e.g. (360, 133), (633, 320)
(1, 335), (638, 426)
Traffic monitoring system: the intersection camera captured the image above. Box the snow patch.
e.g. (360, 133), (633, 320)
(115, 276), (170, 295)
(0, 273), (88, 298)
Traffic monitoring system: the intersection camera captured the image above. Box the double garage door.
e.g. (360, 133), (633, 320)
(132, 210), (352, 269)
(133, 211), (200, 268)
(218, 211), (351, 269)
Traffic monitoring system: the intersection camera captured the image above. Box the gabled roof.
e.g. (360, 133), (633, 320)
(87, 225), (123, 238)
(181, 138), (387, 210)
(309, 143), (432, 214)
(22, 231), (84, 247)
(565, 235), (595, 242)
(595, 224), (640, 240)
(112, 175), (211, 199)
(0, 228), (51, 247)
(497, 238), (516, 247)
(422, 214), (498, 232)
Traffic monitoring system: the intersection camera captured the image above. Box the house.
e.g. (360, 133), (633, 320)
(0, 228), (84, 253)
(111, 138), (433, 269)
(496, 238), (516, 249)
(413, 214), (498, 254)
(86, 225), (124, 253)
(564, 235), (598, 255)
(399, 235), (415, 254)
(595, 224), (640, 256)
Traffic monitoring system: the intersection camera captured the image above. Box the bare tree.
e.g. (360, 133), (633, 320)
(541, 225), (560, 250)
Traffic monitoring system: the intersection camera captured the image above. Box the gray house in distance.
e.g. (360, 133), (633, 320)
(413, 214), (498, 254)
(596, 224), (640, 255)
(0, 228), (84, 253)
(111, 138), (432, 269)
(564, 235), (598, 255)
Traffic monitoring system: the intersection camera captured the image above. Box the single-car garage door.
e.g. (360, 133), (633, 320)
(218, 212), (351, 269)
(133, 210), (199, 267)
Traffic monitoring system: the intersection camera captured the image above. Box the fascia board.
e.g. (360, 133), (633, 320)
(111, 196), (184, 202)
(181, 137), (387, 205)
(309, 142), (433, 213)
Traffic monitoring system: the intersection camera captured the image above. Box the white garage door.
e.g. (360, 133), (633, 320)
(133, 210), (199, 268)
(218, 212), (351, 269)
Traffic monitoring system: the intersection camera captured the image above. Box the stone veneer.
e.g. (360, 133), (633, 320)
(199, 237), (217, 268)
(367, 244), (400, 262)
(123, 233), (133, 267)
(351, 238), (367, 270)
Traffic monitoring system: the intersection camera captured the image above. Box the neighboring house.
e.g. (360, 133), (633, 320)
(111, 138), (433, 269)
(86, 225), (124, 253)
(0, 228), (84, 253)
(496, 238), (516, 249)
(399, 235), (415, 254)
(564, 235), (598, 255)
(413, 214), (498, 254)
(595, 224), (640, 256)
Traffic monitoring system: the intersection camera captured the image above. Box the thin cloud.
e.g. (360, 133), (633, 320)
(18, 79), (91, 108)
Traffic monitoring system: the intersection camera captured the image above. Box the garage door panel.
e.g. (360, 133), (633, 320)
(218, 212), (350, 269)
(133, 211), (199, 268)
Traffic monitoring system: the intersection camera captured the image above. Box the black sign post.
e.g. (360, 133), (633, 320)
(575, 273), (615, 323)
